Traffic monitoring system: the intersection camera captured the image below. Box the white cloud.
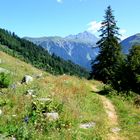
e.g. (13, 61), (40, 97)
(87, 21), (102, 34)
(119, 29), (127, 40)
(87, 21), (127, 40)
(57, 0), (63, 3)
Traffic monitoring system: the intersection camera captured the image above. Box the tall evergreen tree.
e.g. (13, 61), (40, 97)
(90, 6), (122, 84)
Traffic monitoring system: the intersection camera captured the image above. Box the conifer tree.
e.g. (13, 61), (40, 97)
(90, 6), (122, 83)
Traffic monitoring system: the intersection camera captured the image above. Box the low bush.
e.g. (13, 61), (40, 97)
(0, 72), (12, 88)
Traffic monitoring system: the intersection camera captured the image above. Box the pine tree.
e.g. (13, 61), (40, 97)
(90, 6), (122, 84)
(127, 45), (140, 93)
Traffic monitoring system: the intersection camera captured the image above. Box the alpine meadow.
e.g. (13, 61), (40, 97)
(0, 1), (140, 140)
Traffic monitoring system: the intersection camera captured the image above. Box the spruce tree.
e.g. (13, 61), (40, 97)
(90, 6), (122, 84)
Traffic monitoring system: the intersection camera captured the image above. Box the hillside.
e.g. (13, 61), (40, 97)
(0, 28), (89, 78)
(0, 51), (140, 139)
(121, 33), (140, 54)
(24, 31), (99, 70)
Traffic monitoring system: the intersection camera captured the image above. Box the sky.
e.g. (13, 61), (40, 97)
(0, 0), (140, 40)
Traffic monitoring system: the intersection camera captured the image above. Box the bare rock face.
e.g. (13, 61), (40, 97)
(44, 112), (59, 121)
(21, 75), (33, 84)
(79, 122), (96, 129)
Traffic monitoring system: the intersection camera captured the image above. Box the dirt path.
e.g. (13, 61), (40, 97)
(91, 84), (123, 140)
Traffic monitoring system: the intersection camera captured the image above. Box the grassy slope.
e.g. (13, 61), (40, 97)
(0, 51), (108, 140)
(108, 95), (140, 140)
(1, 51), (140, 140)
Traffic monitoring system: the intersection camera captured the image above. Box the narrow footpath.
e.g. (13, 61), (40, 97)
(91, 84), (123, 140)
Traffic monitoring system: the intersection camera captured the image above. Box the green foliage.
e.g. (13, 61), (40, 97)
(108, 94), (140, 139)
(90, 6), (123, 84)
(127, 46), (140, 93)
(0, 28), (89, 78)
(117, 45), (140, 94)
(0, 72), (12, 88)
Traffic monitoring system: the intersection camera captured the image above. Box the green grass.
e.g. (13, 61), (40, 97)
(0, 51), (109, 140)
(1, 50), (140, 140)
(107, 93), (140, 140)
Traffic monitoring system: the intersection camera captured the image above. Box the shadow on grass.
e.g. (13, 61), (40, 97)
(91, 87), (111, 96)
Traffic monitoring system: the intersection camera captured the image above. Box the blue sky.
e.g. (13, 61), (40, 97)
(0, 0), (140, 39)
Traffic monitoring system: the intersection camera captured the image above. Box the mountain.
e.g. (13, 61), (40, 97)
(65, 31), (99, 44)
(121, 33), (140, 54)
(0, 28), (89, 78)
(25, 31), (99, 70)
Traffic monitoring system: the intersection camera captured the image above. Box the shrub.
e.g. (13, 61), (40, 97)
(134, 95), (140, 107)
(0, 72), (12, 88)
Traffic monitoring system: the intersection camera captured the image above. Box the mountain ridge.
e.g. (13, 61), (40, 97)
(121, 33), (140, 53)
(24, 31), (99, 70)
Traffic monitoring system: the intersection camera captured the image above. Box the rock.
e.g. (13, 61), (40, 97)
(44, 112), (59, 121)
(111, 127), (121, 133)
(26, 89), (34, 95)
(37, 98), (52, 102)
(26, 89), (37, 97)
(80, 122), (96, 129)
(0, 109), (2, 115)
(21, 75), (33, 84)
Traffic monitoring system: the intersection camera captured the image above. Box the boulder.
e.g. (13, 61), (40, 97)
(21, 75), (33, 84)
(44, 112), (59, 121)
(80, 122), (96, 129)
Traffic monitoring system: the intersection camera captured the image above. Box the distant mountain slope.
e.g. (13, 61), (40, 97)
(121, 33), (140, 53)
(25, 31), (99, 70)
(0, 28), (89, 78)
(65, 31), (99, 44)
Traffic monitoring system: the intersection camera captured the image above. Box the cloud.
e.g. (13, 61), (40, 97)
(119, 29), (127, 40)
(56, 0), (63, 3)
(87, 21), (127, 40)
(87, 21), (102, 33)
